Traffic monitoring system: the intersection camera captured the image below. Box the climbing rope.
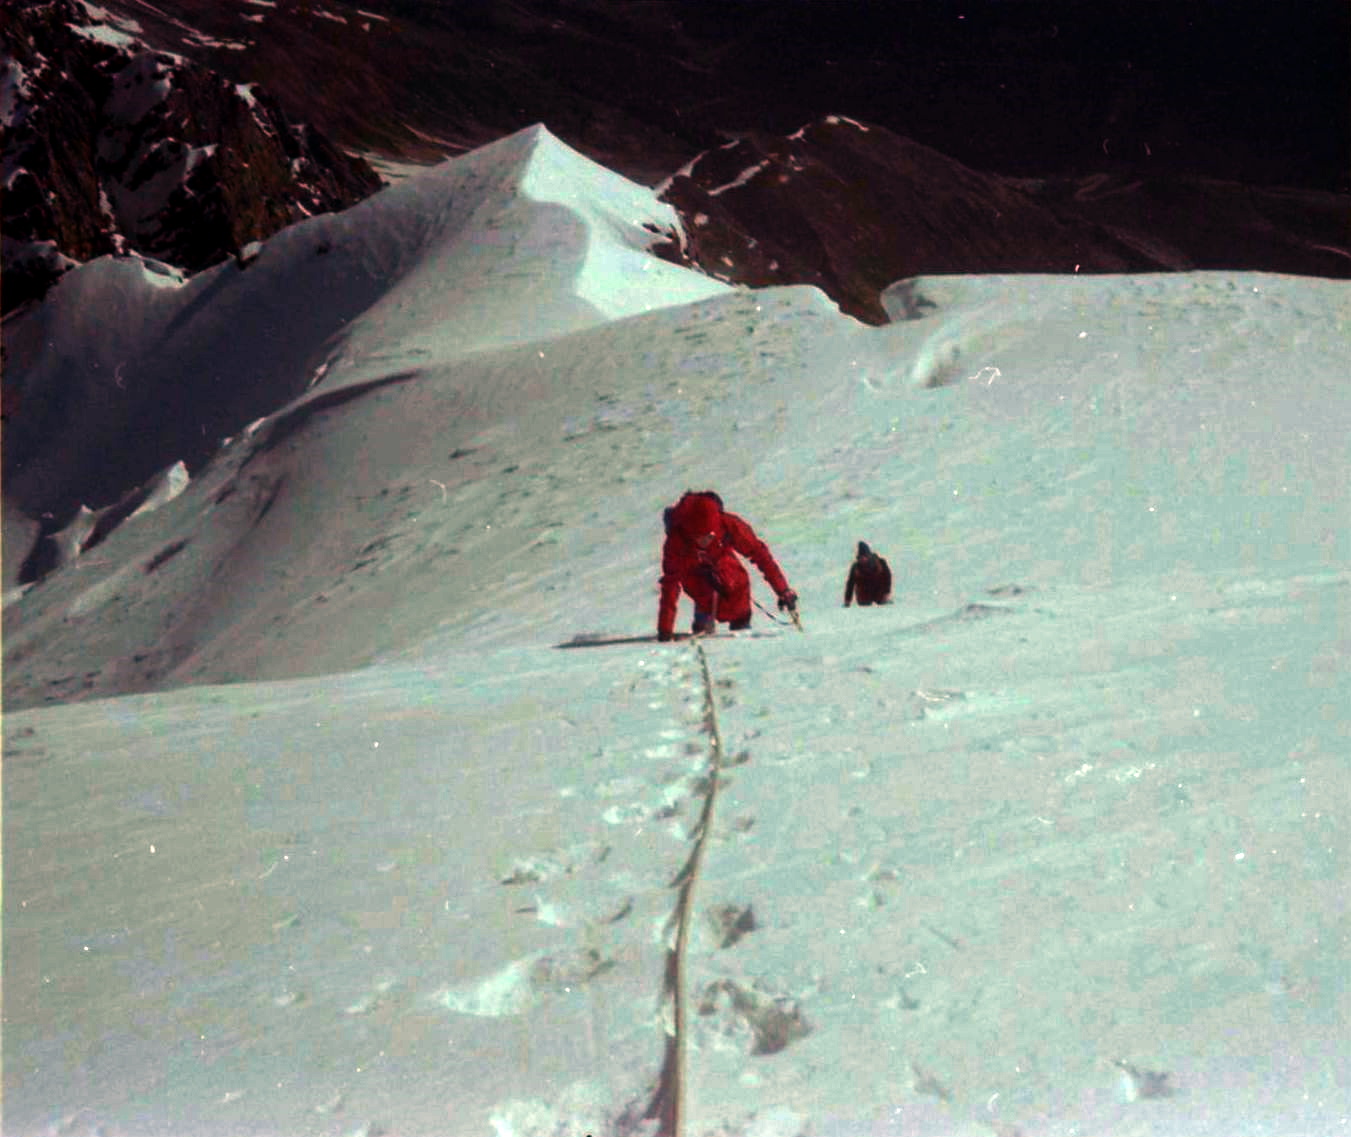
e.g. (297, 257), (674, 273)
(643, 638), (728, 1137)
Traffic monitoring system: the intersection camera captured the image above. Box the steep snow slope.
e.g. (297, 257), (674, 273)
(2, 126), (724, 525)
(4, 256), (1343, 708)
(3, 128), (1348, 1137)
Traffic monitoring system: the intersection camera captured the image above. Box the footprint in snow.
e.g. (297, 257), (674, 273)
(695, 978), (811, 1056)
(434, 947), (614, 1017)
(498, 840), (610, 886)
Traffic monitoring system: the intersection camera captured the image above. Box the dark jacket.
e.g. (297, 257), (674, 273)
(844, 541), (891, 607)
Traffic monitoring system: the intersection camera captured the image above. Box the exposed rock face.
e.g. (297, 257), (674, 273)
(656, 117), (1151, 325)
(1, 0), (380, 313)
(655, 118), (1351, 325)
(122, 0), (1346, 196)
(5, 0), (1345, 324)
(1023, 174), (1351, 283)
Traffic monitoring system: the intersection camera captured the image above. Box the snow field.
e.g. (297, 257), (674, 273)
(3, 127), (1348, 1135)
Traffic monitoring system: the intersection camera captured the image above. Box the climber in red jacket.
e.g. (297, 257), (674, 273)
(657, 490), (797, 641)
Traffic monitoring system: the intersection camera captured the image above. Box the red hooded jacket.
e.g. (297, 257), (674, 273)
(658, 492), (791, 637)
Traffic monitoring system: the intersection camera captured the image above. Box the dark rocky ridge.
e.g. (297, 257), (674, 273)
(655, 119), (1152, 326)
(655, 119), (1351, 325)
(1, 0), (380, 313)
(6, 0), (1345, 327)
(116, 0), (1349, 194)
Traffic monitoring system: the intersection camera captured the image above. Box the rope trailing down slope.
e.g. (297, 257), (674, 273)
(642, 639), (728, 1137)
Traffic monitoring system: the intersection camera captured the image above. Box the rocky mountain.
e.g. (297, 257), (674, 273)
(103, 0), (1348, 193)
(1, 0), (381, 314)
(656, 119), (1351, 324)
(4, 0), (1346, 329)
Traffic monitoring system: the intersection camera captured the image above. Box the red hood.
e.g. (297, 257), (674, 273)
(672, 494), (722, 540)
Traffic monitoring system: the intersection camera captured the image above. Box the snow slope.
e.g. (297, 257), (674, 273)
(2, 124), (722, 523)
(3, 126), (1349, 1137)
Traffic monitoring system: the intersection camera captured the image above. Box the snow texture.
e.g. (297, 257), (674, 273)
(2, 124), (1349, 1137)
(1, 55), (33, 130)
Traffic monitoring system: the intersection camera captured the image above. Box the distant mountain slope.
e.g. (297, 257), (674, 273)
(100, 0), (1351, 193)
(656, 118), (1151, 325)
(1, 0), (380, 312)
(656, 119), (1351, 324)
(7, 0), (1346, 326)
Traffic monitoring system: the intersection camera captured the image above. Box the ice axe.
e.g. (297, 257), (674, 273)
(756, 595), (803, 631)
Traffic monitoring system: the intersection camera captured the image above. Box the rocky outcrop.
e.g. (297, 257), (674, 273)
(7, 0), (1343, 324)
(656, 117), (1158, 325)
(654, 117), (1350, 325)
(1, 0), (380, 313)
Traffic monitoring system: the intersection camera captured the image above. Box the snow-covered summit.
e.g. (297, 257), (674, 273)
(310, 124), (730, 375)
(1, 124), (727, 537)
